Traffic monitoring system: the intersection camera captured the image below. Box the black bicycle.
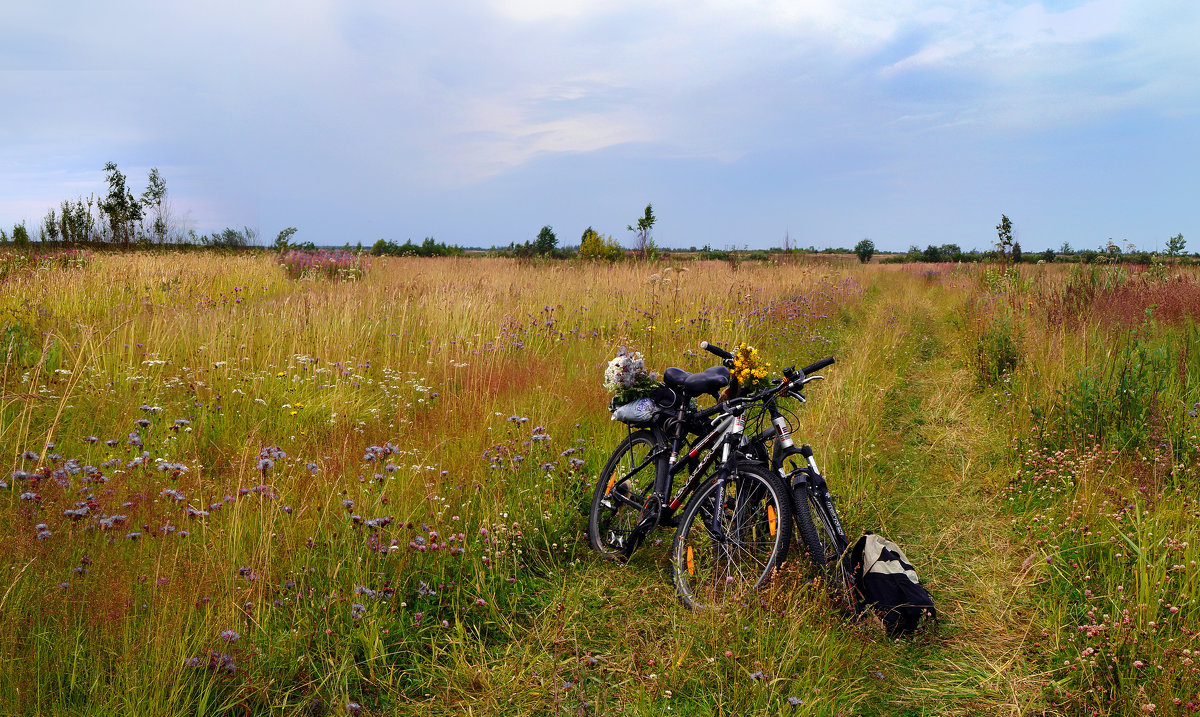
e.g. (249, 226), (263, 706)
(587, 348), (795, 608)
(588, 343), (850, 606)
(764, 363), (851, 574)
(696, 343), (850, 576)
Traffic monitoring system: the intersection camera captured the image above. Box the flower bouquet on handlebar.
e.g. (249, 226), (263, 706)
(728, 342), (771, 397)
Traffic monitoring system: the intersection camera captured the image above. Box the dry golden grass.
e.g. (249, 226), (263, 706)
(1, 252), (1197, 715)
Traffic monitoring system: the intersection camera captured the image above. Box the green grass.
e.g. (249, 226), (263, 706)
(1, 254), (1198, 715)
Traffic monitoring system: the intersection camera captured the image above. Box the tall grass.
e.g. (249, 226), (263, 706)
(2, 253), (1197, 715)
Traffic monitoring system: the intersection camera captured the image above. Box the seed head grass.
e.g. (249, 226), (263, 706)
(1, 252), (1197, 714)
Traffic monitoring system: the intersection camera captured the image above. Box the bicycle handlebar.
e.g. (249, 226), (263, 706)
(800, 356), (835, 375)
(687, 350), (835, 421)
(700, 341), (734, 361)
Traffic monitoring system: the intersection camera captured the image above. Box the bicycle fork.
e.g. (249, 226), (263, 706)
(789, 444), (847, 549)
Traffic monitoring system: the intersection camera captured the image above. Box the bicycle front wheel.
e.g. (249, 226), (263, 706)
(780, 456), (849, 569)
(670, 463), (792, 609)
(588, 429), (663, 560)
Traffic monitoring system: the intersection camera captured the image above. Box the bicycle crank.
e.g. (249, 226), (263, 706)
(622, 494), (663, 558)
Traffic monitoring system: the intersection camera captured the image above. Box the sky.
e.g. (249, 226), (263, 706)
(2, 0), (1198, 252)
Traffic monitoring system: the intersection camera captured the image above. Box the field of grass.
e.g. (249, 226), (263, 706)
(2, 252), (1199, 715)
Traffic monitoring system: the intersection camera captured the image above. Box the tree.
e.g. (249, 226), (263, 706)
(921, 244), (943, 263)
(1041, 248), (1055, 263)
(995, 214), (1013, 261)
(1012, 242), (1023, 263)
(854, 238), (875, 264)
(59, 198), (97, 244)
(100, 162), (143, 246)
(12, 222), (29, 247)
(42, 209), (59, 243)
(1167, 233), (1186, 257)
(141, 168), (170, 242)
(627, 203), (657, 260)
(274, 227), (299, 250)
(204, 227), (251, 248)
(579, 226), (624, 261)
(535, 226), (557, 255)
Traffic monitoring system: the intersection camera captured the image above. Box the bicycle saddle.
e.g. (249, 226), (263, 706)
(663, 366), (730, 397)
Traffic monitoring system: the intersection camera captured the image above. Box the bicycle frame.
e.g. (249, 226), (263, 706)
(605, 405), (749, 528)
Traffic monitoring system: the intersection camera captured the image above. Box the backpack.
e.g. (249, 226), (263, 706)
(841, 532), (936, 635)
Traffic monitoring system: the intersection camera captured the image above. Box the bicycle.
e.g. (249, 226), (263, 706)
(587, 346), (794, 608)
(585, 342), (849, 606)
(765, 363), (851, 574)
(697, 343), (850, 573)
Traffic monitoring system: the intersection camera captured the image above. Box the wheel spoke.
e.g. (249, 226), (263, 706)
(673, 468), (789, 608)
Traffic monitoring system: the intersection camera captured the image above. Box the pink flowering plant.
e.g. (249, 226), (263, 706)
(280, 250), (368, 281)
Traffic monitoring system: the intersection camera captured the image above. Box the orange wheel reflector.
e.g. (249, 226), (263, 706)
(768, 505), (777, 536)
(605, 475), (616, 495)
(686, 545), (695, 576)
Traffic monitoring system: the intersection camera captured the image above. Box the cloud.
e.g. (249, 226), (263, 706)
(1, 0), (1197, 246)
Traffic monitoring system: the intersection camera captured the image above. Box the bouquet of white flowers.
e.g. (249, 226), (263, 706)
(603, 347), (661, 405)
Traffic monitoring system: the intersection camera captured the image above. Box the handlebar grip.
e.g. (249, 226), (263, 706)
(700, 341), (734, 360)
(800, 356), (835, 375)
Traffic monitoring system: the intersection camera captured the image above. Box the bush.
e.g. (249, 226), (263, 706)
(12, 222), (29, 248)
(578, 227), (624, 262)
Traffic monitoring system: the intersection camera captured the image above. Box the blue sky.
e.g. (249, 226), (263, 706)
(2, 0), (1197, 252)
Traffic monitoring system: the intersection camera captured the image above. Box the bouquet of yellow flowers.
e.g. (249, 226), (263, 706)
(731, 342), (770, 392)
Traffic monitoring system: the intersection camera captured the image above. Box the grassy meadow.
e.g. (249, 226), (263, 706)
(2, 252), (1199, 715)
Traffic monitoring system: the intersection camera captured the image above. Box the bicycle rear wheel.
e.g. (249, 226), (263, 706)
(588, 429), (663, 560)
(669, 463), (792, 609)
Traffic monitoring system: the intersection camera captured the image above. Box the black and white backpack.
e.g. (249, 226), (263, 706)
(841, 532), (936, 635)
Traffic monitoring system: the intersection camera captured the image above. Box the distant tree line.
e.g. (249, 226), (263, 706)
(0, 162), (308, 251)
(876, 216), (1191, 265)
(370, 237), (464, 257)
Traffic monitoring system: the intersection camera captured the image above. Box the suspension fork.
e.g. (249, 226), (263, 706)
(660, 403), (692, 495)
(796, 444), (845, 539)
(765, 396), (795, 453)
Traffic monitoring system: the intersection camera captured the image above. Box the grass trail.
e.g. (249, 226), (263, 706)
(830, 274), (1044, 715)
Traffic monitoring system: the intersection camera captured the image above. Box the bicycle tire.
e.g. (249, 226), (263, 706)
(588, 429), (664, 560)
(780, 456), (849, 569)
(669, 462), (792, 609)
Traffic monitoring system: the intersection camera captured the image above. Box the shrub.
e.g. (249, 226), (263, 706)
(578, 227), (623, 262)
(371, 238), (462, 257)
(12, 222), (29, 248)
